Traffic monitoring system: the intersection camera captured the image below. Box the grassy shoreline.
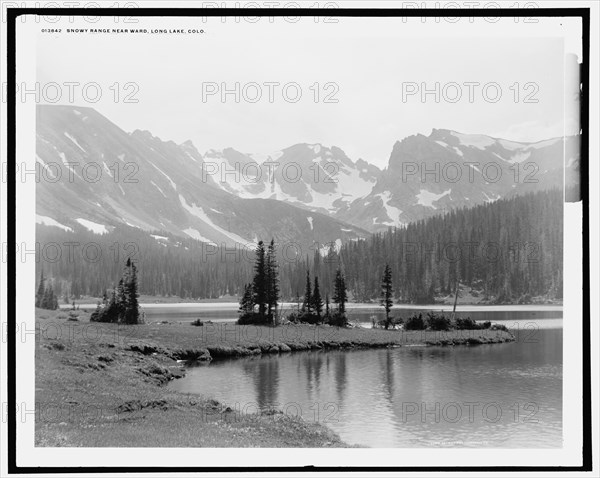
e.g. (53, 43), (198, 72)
(35, 308), (515, 447)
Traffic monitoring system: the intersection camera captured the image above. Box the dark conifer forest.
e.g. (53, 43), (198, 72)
(36, 189), (562, 304)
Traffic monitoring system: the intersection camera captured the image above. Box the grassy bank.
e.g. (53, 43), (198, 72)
(35, 308), (515, 447)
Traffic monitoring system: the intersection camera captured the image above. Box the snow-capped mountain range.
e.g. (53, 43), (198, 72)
(337, 128), (579, 231)
(35, 105), (369, 252)
(35, 105), (578, 248)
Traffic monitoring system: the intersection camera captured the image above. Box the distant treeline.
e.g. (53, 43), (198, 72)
(36, 189), (562, 304)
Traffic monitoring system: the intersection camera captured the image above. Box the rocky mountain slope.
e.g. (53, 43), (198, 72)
(35, 105), (369, 252)
(336, 129), (578, 231)
(36, 105), (578, 247)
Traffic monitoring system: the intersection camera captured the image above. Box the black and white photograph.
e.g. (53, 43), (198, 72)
(1, 2), (597, 475)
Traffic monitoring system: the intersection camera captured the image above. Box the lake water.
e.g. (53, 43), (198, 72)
(168, 309), (563, 448)
(130, 302), (563, 325)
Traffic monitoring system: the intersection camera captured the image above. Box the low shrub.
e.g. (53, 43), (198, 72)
(237, 312), (271, 325)
(191, 318), (204, 326)
(426, 312), (451, 331)
(490, 323), (509, 332)
(404, 313), (426, 330)
(373, 316), (404, 329)
(287, 311), (322, 325)
(327, 311), (348, 327)
(454, 316), (479, 330)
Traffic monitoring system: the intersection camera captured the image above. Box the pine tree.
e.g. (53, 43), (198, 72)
(41, 285), (51, 309)
(332, 268), (348, 322)
(35, 270), (45, 308)
(252, 241), (267, 318)
(302, 270), (312, 313)
(380, 264), (393, 329)
(116, 278), (126, 322)
(239, 283), (254, 315)
(312, 277), (323, 320)
(124, 259), (140, 324)
(43, 284), (53, 310)
(51, 286), (59, 310)
(324, 294), (330, 321)
(265, 239), (279, 322)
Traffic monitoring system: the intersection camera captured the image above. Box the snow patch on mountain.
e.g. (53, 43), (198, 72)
(376, 191), (403, 226)
(179, 194), (251, 245)
(76, 218), (109, 234)
(451, 132), (495, 150)
(185, 151), (200, 163)
(335, 165), (377, 199)
(59, 152), (82, 179)
(64, 132), (86, 152)
(509, 150), (532, 164)
(417, 189), (451, 209)
(183, 228), (215, 244)
(36, 155), (56, 178)
(318, 238), (342, 256)
(307, 216), (314, 230)
(150, 163), (177, 190)
(36, 215), (73, 232)
(151, 180), (167, 198)
(306, 187), (337, 212)
(151, 234), (169, 241)
(482, 191), (500, 203)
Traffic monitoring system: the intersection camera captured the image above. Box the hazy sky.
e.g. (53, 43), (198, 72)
(35, 15), (581, 168)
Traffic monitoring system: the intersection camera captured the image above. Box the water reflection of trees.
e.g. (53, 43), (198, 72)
(378, 350), (395, 403)
(334, 352), (347, 400)
(242, 356), (280, 410)
(305, 352), (324, 397)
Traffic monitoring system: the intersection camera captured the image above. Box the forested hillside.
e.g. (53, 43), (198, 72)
(338, 189), (563, 303)
(36, 189), (562, 304)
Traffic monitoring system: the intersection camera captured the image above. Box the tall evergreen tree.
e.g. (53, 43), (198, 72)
(124, 258), (140, 324)
(312, 277), (323, 320)
(265, 239), (279, 322)
(302, 270), (312, 313)
(42, 284), (52, 310)
(116, 278), (126, 321)
(252, 241), (267, 317)
(324, 294), (330, 321)
(380, 264), (393, 329)
(35, 270), (45, 308)
(239, 283), (254, 315)
(332, 268), (348, 315)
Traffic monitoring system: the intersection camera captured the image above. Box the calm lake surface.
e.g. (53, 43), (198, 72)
(132, 302), (563, 324)
(167, 308), (563, 448)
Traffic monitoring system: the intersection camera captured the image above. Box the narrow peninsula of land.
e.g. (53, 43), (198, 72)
(35, 308), (515, 447)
